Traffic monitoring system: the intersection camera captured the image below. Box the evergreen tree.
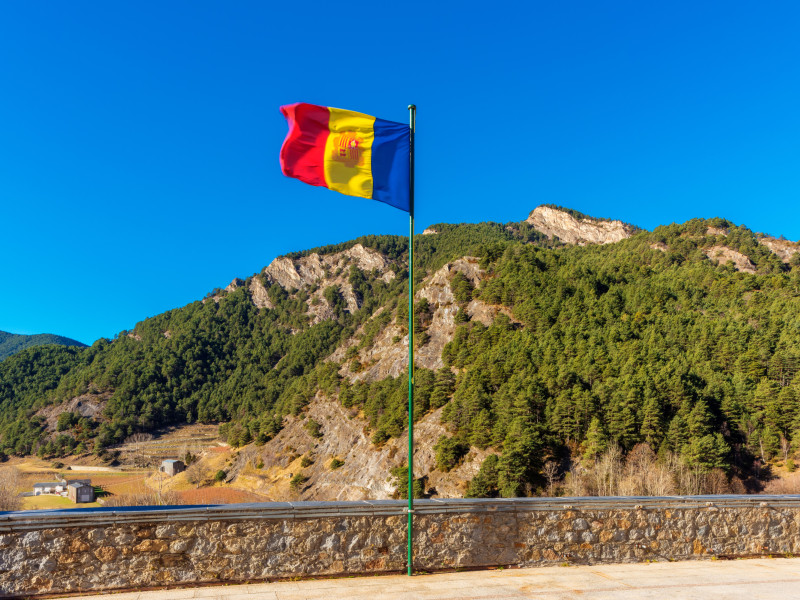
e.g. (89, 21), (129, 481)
(465, 454), (500, 497)
(429, 368), (456, 409)
(583, 417), (608, 462)
(639, 396), (663, 447)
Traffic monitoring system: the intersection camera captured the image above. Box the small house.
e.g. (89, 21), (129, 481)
(67, 482), (95, 503)
(160, 459), (185, 476)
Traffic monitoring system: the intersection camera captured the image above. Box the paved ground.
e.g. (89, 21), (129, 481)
(67, 558), (800, 600)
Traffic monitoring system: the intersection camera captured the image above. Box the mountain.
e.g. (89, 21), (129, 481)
(2, 206), (800, 498)
(0, 331), (86, 361)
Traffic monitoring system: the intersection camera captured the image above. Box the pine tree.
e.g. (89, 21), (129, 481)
(607, 390), (638, 449)
(582, 417), (608, 462)
(430, 368), (456, 409)
(687, 400), (713, 439)
(465, 454), (499, 498)
(497, 418), (542, 497)
(469, 409), (493, 449)
(639, 396), (663, 447)
(684, 433), (729, 472)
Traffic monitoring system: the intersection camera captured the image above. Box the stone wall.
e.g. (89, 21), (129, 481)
(2, 495), (800, 597)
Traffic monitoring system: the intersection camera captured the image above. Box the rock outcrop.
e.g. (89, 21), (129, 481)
(36, 393), (109, 432)
(263, 244), (391, 290)
(330, 257), (505, 382)
(416, 258), (499, 369)
(231, 244), (396, 324)
(759, 236), (800, 264)
(704, 246), (757, 273)
(232, 394), (488, 501)
(525, 206), (636, 245)
(224, 278), (244, 293)
(248, 278), (274, 309)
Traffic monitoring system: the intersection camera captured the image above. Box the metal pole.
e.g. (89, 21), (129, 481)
(407, 103), (416, 577)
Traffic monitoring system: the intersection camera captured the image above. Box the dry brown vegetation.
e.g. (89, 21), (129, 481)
(0, 467), (22, 511)
(177, 487), (266, 505)
(563, 444), (734, 497)
(763, 471), (800, 495)
(102, 490), (183, 507)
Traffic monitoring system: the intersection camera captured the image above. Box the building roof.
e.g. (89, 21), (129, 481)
(33, 482), (63, 487)
(162, 459), (182, 464)
(67, 482), (92, 489)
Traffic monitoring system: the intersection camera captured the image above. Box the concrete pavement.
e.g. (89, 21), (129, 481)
(64, 558), (800, 600)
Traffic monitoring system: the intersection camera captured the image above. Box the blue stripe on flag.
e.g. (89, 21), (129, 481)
(371, 118), (410, 212)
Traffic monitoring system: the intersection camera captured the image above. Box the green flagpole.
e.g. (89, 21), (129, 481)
(407, 103), (416, 577)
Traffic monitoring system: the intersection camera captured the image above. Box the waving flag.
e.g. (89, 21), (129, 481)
(280, 101), (418, 576)
(279, 103), (410, 212)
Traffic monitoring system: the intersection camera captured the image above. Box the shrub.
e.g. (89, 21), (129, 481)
(300, 455), (313, 468)
(434, 435), (469, 472)
(329, 458), (345, 470)
(372, 430), (390, 445)
(304, 419), (323, 439)
(214, 469), (227, 482)
(389, 465), (425, 499)
(290, 473), (308, 490)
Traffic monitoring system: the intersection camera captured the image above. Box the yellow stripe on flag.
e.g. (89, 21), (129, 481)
(323, 108), (375, 199)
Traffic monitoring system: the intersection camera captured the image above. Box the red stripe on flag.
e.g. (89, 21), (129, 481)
(279, 103), (330, 188)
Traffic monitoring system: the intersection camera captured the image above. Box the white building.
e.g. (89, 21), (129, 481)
(32, 481), (65, 495)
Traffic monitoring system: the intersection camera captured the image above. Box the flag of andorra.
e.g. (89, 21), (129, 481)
(279, 103), (410, 212)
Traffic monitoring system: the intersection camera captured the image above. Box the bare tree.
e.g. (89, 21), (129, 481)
(125, 432), (153, 448)
(616, 443), (677, 497)
(564, 444), (730, 498)
(594, 444), (623, 496)
(543, 461), (559, 496)
(0, 467), (22, 511)
(125, 433), (154, 467)
(780, 436), (791, 463)
(185, 461), (209, 488)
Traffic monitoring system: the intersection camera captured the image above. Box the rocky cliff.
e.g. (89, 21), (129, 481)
(229, 394), (488, 501)
(703, 245), (757, 273)
(224, 243), (397, 322)
(759, 236), (800, 263)
(329, 256), (503, 382)
(525, 205), (637, 245)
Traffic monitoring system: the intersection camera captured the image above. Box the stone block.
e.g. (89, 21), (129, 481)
(94, 546), (118, 563)
(155, 524), (177, 539)
(133, 539), (168, 553)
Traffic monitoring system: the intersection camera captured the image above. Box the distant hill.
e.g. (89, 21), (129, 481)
(0, 331), (86, 361)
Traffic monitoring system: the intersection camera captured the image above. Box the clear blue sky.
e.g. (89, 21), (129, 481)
(2, 1), (800, 344)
